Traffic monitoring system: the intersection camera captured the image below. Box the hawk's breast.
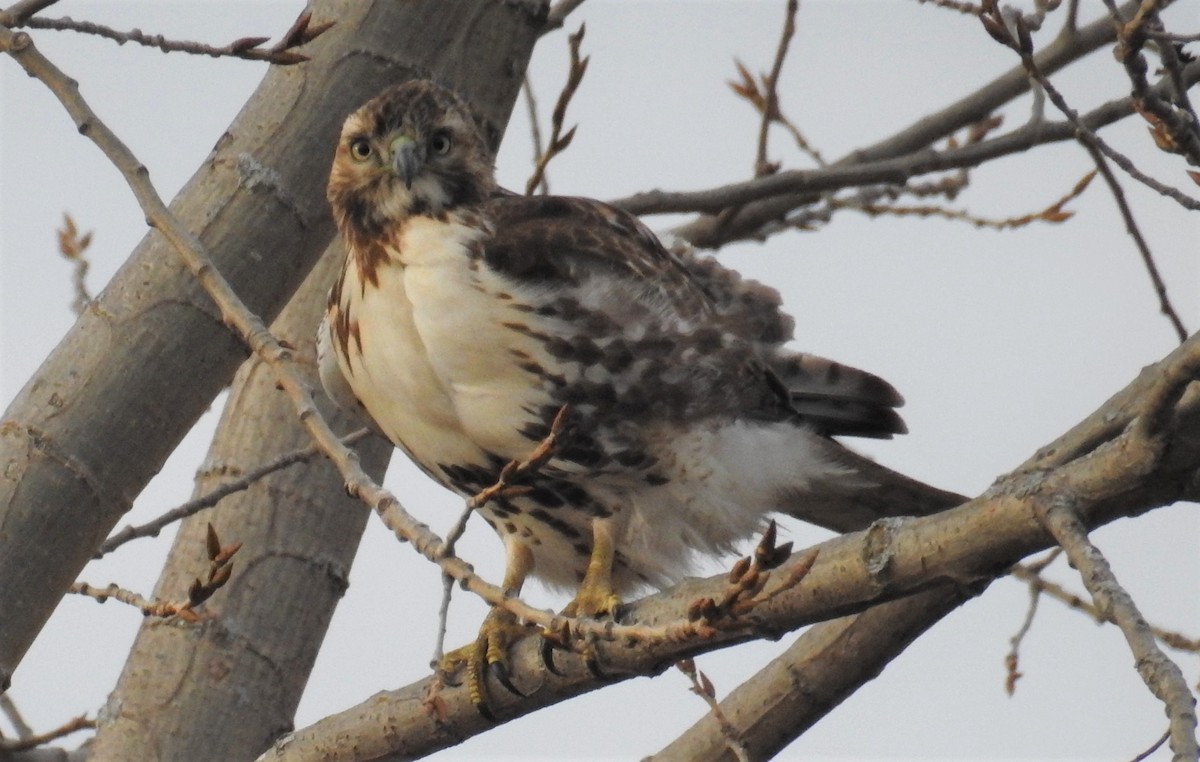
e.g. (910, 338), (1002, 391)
(329, 214), (562, 483)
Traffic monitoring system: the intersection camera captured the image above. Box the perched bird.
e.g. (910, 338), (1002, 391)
(319, 80), (962, 697)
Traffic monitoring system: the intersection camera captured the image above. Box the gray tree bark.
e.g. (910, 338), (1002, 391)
(256, 324), (1200, 758)
(0, 0), (546, 697)
(645, 587), (971, 762)
(85, 243), (392, 761)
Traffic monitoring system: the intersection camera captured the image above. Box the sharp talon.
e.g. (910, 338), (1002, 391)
(585, 653), (609, 680)
(439, 604), (537, 719)
(489, 660), (525, 698)
(541, 637), (564, 677)
(474, 698), (499, 723)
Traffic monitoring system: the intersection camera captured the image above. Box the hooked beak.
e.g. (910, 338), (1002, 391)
(390, 134), (422, 189)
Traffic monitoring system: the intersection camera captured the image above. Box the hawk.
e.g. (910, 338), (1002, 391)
(319, 80), (962, 697)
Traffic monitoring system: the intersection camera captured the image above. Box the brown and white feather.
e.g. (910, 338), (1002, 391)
(320, 81), (962, 594)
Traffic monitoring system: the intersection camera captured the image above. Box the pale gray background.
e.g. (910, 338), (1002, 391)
(2, 1), (1197, 759)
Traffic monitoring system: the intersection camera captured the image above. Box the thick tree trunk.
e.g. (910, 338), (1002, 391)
(86, 243), (392, 760)
(0, 0), (544, 705)
(646, 587), (972, 762)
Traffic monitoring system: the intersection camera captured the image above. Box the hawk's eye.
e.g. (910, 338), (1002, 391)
(430, 131), (453, 156)
(348, 137), (373, 161)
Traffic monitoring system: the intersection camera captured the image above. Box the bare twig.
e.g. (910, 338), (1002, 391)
(654, 1), (1189, 248)
(55, 212), (92, 315)
(1038, 501), (1198, 761)
(1084, 142), (1188, 343)
(1064, 0), (1080, 33)
(467, 405), (570, 512)
(1004, 548), (1064, 693)
(430, 572), (460, 668)
(525, 24), (587, 195)
(1004, 573), (1041, 695)
(0, 0), (57, 26)
(0, 693), (33, 739)
(980, 1), (1200, 211)
(677, 659), (750, 762)
(1105, 0), (1200, 167)
(686, 522), (811, 627)
(21, 9), (333, 66)
(1131, 729), (1172, 762)
(915, 0), (983, 14)
(1151, 31), (1200, 45)
(543, 0), (587, 35)
(1010, 564), (1200, 654)
(521, 75), (549, 195)
(729, 58), (826, 168)
(432, 406), (570, 663)
(727, 0), (826, 171)
(1015, 0), (1067, 32)
(0, 713), (93, 752)
(95, 429), (370, 558)
(610, 64), (1200, 221)
(70, 581), (192, 618)
(834, 167), (1095, 230)
(73, 524), (240, 622)
(755, 0), (798, 176)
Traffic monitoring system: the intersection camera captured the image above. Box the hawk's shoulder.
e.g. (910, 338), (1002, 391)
(477, 195), (697, 291)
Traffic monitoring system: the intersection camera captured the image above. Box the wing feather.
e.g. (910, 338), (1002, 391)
(480, 194), (905, 439)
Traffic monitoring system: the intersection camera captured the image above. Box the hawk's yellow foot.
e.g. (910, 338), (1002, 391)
(439, 606), (533, 720)
(438, 541), (535, 720)
(544, 517), (623, 678)
(562, 581), (622, 619)
(563, 515), (622, 619)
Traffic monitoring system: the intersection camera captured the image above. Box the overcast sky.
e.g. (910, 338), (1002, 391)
(2, 1), (1198, 760)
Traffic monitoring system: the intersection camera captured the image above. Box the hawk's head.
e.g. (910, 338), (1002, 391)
(327, 81), (496, 243)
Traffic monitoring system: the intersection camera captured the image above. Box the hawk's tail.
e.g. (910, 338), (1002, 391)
(780, 437), (967, 534)
(771, 352), (910, 440)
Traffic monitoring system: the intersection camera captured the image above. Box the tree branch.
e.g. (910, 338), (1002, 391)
(1010, 563), (1200, 654)
(0, 0), (57, 27)
(753, 0), (798, 177)
(1038, 502), (1198, 761)
(1083, 142), (1189, 343)
(647, 586), (971, 762)
(543, 0), (586, 34)
(612, 64), (1200, 222)
(21, 10), (333, 66)
(616, 0), (1183, 248)
(258, 328), (1200, 760)
(981, 1), (1200, 211)
(1105, 0), (1200, 167)
(524, 24), (587, 195)
(95, 428), (370, 558)
(0, 714), (92, 753)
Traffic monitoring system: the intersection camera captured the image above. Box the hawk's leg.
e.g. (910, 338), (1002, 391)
(544, 515), (624, 679)
(439, 540), (535, 719)
(564, 515), (623, 618)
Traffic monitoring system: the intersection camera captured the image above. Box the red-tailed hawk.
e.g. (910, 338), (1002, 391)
(319, 80), (962, 703)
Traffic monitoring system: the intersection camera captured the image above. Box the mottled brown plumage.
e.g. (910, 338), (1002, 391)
(319, 80), (962, 609)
